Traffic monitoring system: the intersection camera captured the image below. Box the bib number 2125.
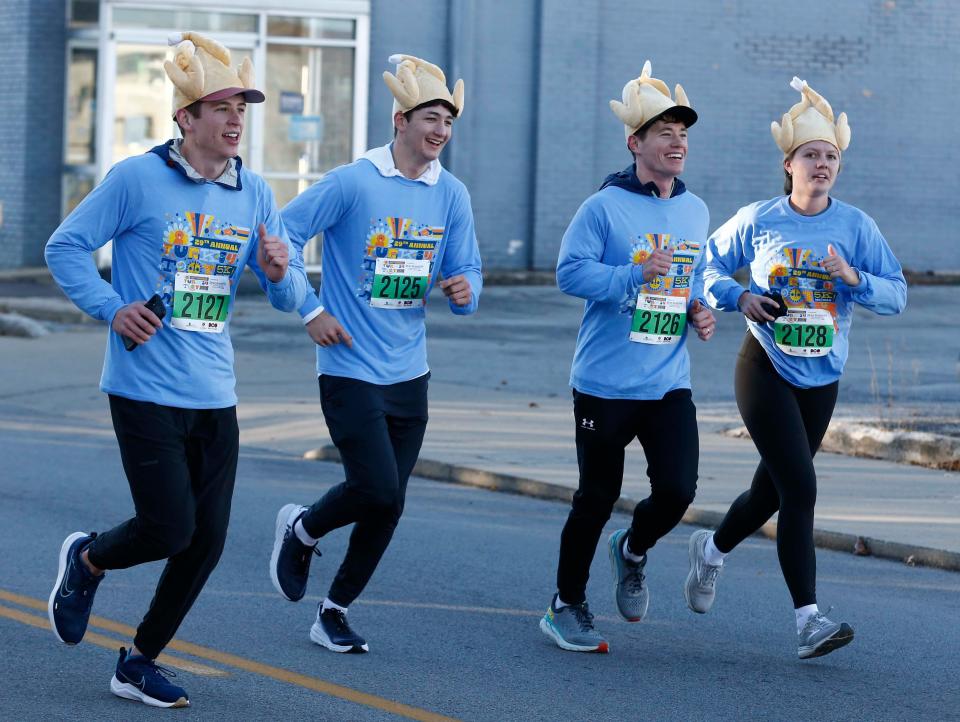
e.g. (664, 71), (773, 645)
(370, 258), (430, 309)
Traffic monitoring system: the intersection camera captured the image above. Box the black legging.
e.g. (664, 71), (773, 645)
(713, 333), (838, 608)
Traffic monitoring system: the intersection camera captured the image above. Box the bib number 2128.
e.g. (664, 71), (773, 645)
(773, 308), (834, 357)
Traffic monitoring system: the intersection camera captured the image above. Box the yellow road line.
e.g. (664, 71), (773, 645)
(0, 604), (228, 677)
(0, 589), (459, 722)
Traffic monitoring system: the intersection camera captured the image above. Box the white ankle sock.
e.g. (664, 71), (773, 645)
(622, 537), (645, 564)
(704, 534), (727, 566)
(294, 519), (319, 546)
(795, 603), (819, 632)
(322, 598), (348, 614)
(553, 595), (571, 610)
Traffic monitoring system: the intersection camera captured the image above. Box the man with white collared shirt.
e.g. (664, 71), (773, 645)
(45, 32), (307, 708)
(268, 54), (482, 653)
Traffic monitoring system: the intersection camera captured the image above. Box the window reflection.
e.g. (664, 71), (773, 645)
(113, 9), (257, 33)
(267, 16), (355, 39)
(67, 47), (97, 165)
(264, 45), (354, 175)
(63, 173), (95, 216)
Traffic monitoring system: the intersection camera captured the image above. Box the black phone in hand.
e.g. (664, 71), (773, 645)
(124, 294), (166, 351)
(762, 290), (789, 320)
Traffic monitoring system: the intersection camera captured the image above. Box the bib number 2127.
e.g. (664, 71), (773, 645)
(171, 272), (230, 333)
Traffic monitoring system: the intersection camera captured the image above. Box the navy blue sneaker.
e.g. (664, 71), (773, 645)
(310, 605), (369, 653)
(110, 647), (189, 708)
(48, 531), (104, 644)
(270, 504), (320, 602)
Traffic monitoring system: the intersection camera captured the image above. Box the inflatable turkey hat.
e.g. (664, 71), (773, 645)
(610, 60), (697, 140)
(383, 54), (464, 117)
(164, 31), (265, 117)
(771, 77), (850, 156)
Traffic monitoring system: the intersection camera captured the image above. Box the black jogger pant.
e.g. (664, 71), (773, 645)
(556, 388), (699, 605)
(301, 373), (429, 607)
(713, 333), (838, 608)
(86, 395), (239, 660)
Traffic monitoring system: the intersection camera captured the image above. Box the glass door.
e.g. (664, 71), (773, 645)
(262, 15), (366, 266)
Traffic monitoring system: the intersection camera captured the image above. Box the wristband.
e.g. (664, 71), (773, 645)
(302, 305), (325, 325)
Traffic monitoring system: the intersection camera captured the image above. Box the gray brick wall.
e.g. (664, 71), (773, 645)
(4, 1), (956, 272)
(369, 0), (541, 270)
(0, 0), (65, 268)
(370, 0), (959, 273)
(0, 0), (31, 268)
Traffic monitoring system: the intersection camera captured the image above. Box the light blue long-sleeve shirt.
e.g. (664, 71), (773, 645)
(557, 186), (710, 400)
(704, 195), (907, 388)
(45, 146), (307, 408)
(282, 147), (483, 385)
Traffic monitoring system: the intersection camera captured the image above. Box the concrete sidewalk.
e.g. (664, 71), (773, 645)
(1, 284), (957, 571)
(343, 389), (960, 568)
(232, 285), (959, 569)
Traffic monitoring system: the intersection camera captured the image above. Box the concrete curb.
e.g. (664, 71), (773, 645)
(0, 298), (91, 324)
(304, 444), (960, 574)
(5, 266), (958, 288)
(0, 312), (49, 338)
(724, 423), (960, 473)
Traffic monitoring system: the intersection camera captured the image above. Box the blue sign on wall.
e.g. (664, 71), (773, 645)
(279, 91), (304, 114)
(289, 115), (324, 142)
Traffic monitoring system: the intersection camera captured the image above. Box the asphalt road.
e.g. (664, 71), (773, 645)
(1, 284), (957, 720)
(1, 401), (959, 720)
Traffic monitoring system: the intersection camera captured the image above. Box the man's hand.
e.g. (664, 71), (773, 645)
(738, 291), (781, 322)
(823, 244), (860, 286)
(439, 275), (472, 307)
(641, 248), (673, 282)
(113, 301), (163, 346)
(688, 299), (716, 341)
(306, 311), (353, 348)
(257, 223), (289, 283)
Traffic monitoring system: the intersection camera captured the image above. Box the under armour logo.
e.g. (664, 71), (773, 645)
(580, 418), (595, 430)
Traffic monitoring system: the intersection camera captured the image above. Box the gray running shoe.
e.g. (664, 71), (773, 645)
(539, 595), (609, 653)
(684, 529), (723, 614)
(797, 611), (855, 659)
(607, 528), (648, 622)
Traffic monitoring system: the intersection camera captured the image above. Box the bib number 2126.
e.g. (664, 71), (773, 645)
(630, 293), (685, 345)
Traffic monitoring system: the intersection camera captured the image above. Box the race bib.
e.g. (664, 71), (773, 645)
(370, 258), (430, 309)
(629, 293), (685, 345)
(171, 272), (230, 333)
(773, 308), (834, 357)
